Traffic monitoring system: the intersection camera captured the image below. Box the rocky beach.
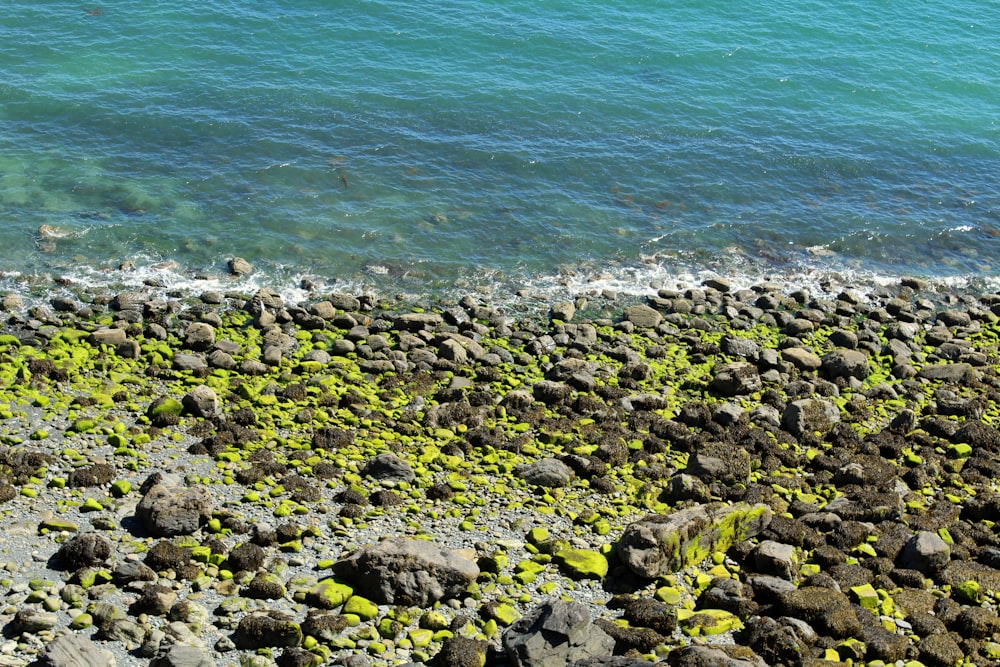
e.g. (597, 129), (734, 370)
(2, 268), (1000, 667)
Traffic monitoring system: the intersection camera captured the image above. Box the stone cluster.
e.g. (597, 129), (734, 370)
(0, 276), (999, 665)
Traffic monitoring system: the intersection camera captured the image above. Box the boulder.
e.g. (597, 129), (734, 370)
(232, 611), (302, 650)
(667, 644), (768, 667)
(776, 586), (861, 639)
(184, 322), (216, 350)
(623, 304), (663, 329)
(503, 599), (616, 667)
(149, 644), (214, 667)
(781, 398), (840, 436)
(898, 530), (950, 574)
(227, 257), (253, 276)
(333, 537), (479, 606)
(38, 635), (117, 667)
(917, 362), (978, 383)
(182, 384), (220, 419)
(752, 540), (798, 581)
(53, 533), (114, 571)
(686, 443), (751, 485)
(516, 458), (575, 488)
(781, 347), (822, 371)
(618, 503), (772, 579)
(710, 362), (762, 396)
(360, 453), (415, 484)
(89, 328), (127, 347)
(136, 484), (213, 537)
(822, 349), (871, 380)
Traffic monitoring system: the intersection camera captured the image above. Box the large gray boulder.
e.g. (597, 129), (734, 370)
(136, 484), (213, 537)
(333, 538), (479, 606)
(618, 503), (772, 579)
(516, 458), (575, 488)
(38, 635), (116, 667)
(503, 600), (616, 667)
(898, 530), (951, 574)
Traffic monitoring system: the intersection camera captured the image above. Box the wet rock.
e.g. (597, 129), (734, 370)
(136, 483), (213, 537)
(516, 458), (575, 488)
(618, 503), (772, 578)
(89, 327), (127, 347)
(503, 599), (616, 667)
(333, 537), (479, 606)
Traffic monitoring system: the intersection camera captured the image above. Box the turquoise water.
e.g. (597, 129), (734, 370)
(1, 1), (998, 300)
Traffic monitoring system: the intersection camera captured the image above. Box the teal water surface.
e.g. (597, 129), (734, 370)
(1, 0), (998, 299)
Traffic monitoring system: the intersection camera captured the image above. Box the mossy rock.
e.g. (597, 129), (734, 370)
(305, 579), (354, 610)
(342, 595), (379, 620)
(554, 548), (609, 580)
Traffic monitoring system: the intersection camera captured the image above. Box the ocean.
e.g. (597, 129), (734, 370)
(2, 0), (998, 305)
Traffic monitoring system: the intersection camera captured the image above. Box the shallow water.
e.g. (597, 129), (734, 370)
(1, 1), (998, 302)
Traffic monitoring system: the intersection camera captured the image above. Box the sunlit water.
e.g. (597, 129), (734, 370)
(2, 1), (998, 304)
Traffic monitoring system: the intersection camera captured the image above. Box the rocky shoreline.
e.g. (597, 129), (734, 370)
(2, 273), (1000, 667)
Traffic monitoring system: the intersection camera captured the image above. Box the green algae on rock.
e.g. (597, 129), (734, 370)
(617, 503), (772, 579)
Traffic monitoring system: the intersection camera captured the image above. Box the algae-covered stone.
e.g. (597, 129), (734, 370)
(342, 595), (379, 621)
(618, 503), (772, 579)
(39, 518), (79, 533)
(554, 549), (609, 580)
(678, 608), (744, 636)
(305, 579), (354, 609)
